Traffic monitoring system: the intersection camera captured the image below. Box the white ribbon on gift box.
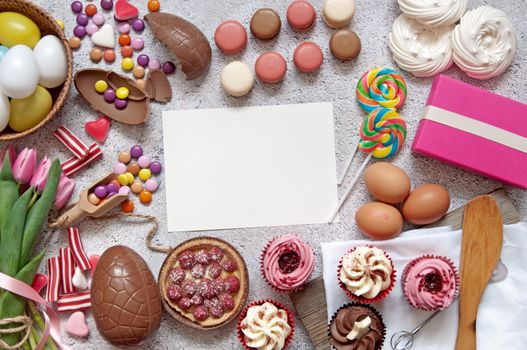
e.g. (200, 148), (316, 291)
(422, 105), (527, 153)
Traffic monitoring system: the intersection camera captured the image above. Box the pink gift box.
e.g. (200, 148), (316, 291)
(412, 75), (527, 189)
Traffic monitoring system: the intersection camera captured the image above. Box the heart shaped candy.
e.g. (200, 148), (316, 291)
(66, 311), (90, 338)
(89, 254), (100, 270)
(31, 273), (48, 294)
(115, 0), (139, 21)
(85, 116), (110, 143)
(91, 24), (115, 48)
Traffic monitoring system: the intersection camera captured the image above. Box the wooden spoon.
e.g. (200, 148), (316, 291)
(455, 195), (503, 350)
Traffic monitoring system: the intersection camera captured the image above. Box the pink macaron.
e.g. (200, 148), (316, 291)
(293, 41), (323, 73)
(287, 0), (316, 31)
(255, 51), (287, 83)
(214, 20), (248, 54)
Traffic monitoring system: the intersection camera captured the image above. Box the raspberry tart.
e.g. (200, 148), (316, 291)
(159, 237), (249, 329)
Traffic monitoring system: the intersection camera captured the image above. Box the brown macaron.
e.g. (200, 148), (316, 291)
(250, 8), (281, 40)
(329, 29), (361, 61)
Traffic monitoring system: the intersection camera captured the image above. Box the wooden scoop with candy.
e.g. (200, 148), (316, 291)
(51, 173), (129, 228)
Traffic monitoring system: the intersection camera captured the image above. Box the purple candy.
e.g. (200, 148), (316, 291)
(92, 13), (105, 26)
(71, 1), (83, 13)
(150, 161), (162, 174)
(86, 22), (99, 35)
(103, 88), (116, 102)
(118, 22), (130, 34)
(107, 192), (117, 198)
(148, 59), (161, 70)
(119, 186), (131, 195)
(106, 183), (119, 194)
(132, 19), (145, 32)
(94, 185), (107, 199)
(137, 54), (149, 67)
(114, 98), (128, 109)
(73, 25), (86, 39)
(130, 145), (143, 159)
(76, 13), (89, 26)
(163, 61), (176, 75)
(100, 0), (114, 11)
(131, 38), (144, 51)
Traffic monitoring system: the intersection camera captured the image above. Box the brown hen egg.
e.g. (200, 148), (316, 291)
(402, 184), (450, 225)
(355, 202), (403, 240)
(363, 162), (411, 204)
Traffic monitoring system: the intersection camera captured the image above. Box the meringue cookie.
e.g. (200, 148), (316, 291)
(397, 0), (467, 27)
(389, 14), (454, 77)
(452, 6), (517, 80)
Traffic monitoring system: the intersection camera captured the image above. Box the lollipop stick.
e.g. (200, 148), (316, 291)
(337, 137), (360, 185)
(329, 153), (373, 223)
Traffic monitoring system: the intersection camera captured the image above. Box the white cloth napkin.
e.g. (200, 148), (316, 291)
(321, 223), (527, 350)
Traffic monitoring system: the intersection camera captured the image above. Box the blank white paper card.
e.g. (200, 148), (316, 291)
(162, 103), (338, 232)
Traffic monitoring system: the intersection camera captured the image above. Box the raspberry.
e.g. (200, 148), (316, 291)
(195, 249), (211, 265)
(219, 294), (235, 310)
(191, 264), (206, 279)
(204, 297), (220, 309)
(278, 251), (300, 274)
(222, 259), (237, 272)
(224, 275), (240, 294)
(190, 294), (204, 306)
(209, 246), (224, 261)
(210, 305), (225, 318)
(207, 262), (222, 279)
(182, 279), (197, 296)
(167, 285), (184, 301)
(178, 250), (196, 270)
(167, 268), (185, 285)
(212, 278), (225, 295)
(197, 278), (216, 299)
(193, 306), (209, 321)
(177, 297), (192, 310)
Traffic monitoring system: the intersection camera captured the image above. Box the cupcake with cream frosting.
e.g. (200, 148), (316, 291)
(402, 255), (459, 311)
(237, 300), (294, 350)
(329, 303), (385, 350)
(261, 234), (315, 292)
(338, 246), (395, 303)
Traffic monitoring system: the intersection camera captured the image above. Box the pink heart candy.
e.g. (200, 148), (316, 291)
(115, 0), (139, 21)
(85, 116), (110, 143)
(66, 311), (89, 338)
(31, 273), (48, 294)
(89, 254), (100, 270)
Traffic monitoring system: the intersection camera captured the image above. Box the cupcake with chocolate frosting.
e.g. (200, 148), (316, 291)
(329, 303), (385, 350)
(338, 246), (395, 303)
(261, 234), (315, 292)
(402, 255), (459, 311)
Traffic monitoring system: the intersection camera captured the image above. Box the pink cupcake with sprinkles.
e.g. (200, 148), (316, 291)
(402, 255), (459, 311)
(261, 234), (315, 293)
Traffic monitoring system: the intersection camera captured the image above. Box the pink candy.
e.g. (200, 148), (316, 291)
(132, 38), (144, 51)
(86, 22), (99, 35)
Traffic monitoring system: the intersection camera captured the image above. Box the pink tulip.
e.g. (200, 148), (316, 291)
(53, 174), (75, 210)
(0, 145), (16, 171)
(12, 148), (37, 184)
(30, 157), (51, 193)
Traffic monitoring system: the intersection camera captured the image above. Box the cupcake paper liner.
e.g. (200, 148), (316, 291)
(260, 235), (314, 294)
(337, 245), (396, 304)
(237, 299), (295, 350)
(401, 254), (460, 311)
(328, 302), (386, 350)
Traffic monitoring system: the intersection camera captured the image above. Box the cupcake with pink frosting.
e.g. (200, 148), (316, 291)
(261, 234), (315, 293)
(402, 255), (459, 311)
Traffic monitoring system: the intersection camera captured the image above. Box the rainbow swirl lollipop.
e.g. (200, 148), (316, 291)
(356, 67), (407, 113)
(359, 107), (406, 159)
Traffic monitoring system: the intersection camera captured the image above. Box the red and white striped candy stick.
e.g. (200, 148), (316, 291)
(61, 143), (103, 177)
(67, 227), (92, 271)
(57, 291), (91, 312)
(54, 126), (90, 160)
(59, 247), (76, 294)
(46, 257), (60, 303)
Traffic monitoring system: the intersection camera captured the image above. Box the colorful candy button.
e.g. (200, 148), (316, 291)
(106, 182), (119, 194)
(214, 20), (247, 54)
(137, 54), (149, 67)
(88, 193), (100, 205)
(287, 0), (316, 31)
(293, 41), (323, 73)
(133, 66), (145, 79)
(138, 168), (151, 181)
(90, 48), (103, 62)
(94, 185), (107, 199)
(121, 45), (133, 58)
(130, 145), (143, 158)
(132, 38), (144, 51)
(101, 0), (114, 11)
(113, 162), (127, 174)
(121, 200), (134, 213)
(85, 4), (97, 17)
(148, 59), (161, 70)
(69, 36), (81, 49)
(255, 51), (287, 83)
(86, 22), (99, 35)
(121, 58), (134, 71)
(127, 163), (140, 175)
(103, 49), (116, 63)
(138, 156), (151, 168)
(250, 8), (281, 40)
(92, 14), (105, 26)
(103, 88), (116, 102)
(95, 80), (108, 93)
(71, 1), (83, 13)
(150, 161), (162, 174)
(114, 99), (128, 110)
(145, 179), (158, 192)
(125, 172), (135, 184)
(132, 19), (145, 32)
(109, 180), (121, 188)
(56, 19), (65, 31)
(162, 61), (176, 74)
(118, 22), (130, 34)
(119, 186), (131, 195)
(131, 181), (143, 194)
(118, 34), (131, 46)
(148, 0), (160, 12)
(221, 61), (255, 97)
(118, 151), (131, 163)
(139, 190), (152, 204)
(118, 174), (129, 186)
(116, 87), (130, 99)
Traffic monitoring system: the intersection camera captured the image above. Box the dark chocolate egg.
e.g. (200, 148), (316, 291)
(91, 245), (161, 347)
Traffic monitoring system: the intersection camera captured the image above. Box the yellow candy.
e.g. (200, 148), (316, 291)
(138, 168), (151, 181)
(125, 172), (135, 184)
(118, 174), (129, 186)
(115, 87), (129, 100)
(9, 86), (52, 132)
(56, 19), (64, 31)
(0, 12), (41, 48)
(95, 80), (108, 93)
(121, 57), (134, 71)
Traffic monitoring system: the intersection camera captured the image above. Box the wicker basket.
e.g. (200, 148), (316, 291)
(0, 0), (73, 141)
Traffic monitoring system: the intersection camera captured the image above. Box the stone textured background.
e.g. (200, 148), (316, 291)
(8, 0), (526, 349)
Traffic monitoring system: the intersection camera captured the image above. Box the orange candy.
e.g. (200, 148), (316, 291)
(118, 34), (131, 46)
(121, 200), (135, 213)
(148, 0), (160, 12)
(139, 190), (152, 204)
(85, 4), (97, 17)
(121, 45), (133, 58)
(68, 36), (81, 49)
(127, 163), (140, 176)
(103, 49), (116, 63)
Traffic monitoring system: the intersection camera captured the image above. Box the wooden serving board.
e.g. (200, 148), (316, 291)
(289, 188), (520, 350)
